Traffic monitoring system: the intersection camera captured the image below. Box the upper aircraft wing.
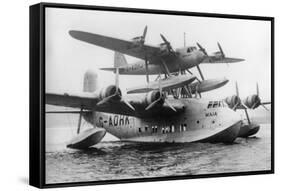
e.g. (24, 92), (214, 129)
(46, 92), (184, 118)
(201, 56), (245, 63)
(69, 30), (160, 61)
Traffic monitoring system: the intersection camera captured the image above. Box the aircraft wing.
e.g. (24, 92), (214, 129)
(127, 75), (196, 94)
(69, 30), (160, 61)
(201, 57), (245, 63)
(46, 92), (98, 110)
(46, 92), (184, 118)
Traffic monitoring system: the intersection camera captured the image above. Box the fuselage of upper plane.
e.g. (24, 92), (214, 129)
(82, 98), (242, 143)
(102, 47), (206, 75)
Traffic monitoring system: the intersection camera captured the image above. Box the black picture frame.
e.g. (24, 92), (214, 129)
(30, 2), (275, 188)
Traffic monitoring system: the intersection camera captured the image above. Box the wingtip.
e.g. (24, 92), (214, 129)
(68, 30), (82, 38)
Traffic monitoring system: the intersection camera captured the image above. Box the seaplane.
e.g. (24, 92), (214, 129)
(224, 82), (271, 137)
(69, 26), (244, 81)
(46, 68), (243, 150)
(107, 51), (228, 97)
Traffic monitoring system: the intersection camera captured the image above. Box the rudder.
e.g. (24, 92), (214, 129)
(83, 70), (98, 92)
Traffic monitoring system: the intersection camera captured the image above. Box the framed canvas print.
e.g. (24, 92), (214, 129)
(29, 2), (274, 188)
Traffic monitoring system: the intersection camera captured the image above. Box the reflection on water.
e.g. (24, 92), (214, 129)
(46, 124), (271, 184)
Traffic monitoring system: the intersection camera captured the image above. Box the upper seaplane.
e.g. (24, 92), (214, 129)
(111, 51), (229, 97)
(46, 68), (243, 150)
(69, 26), (244, 82)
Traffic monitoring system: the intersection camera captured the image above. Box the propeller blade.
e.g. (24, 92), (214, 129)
(244, 108), (251, 125)
(115, 67), (119, 94)
(160, 34), (168, 43)
(217, 42), (225, 58)
(122, 99), (135, 111)
(145, 99), (160, 110)
(77, 108), (83, 134)
(233, 102), (239, 111)
(143, 26), (147, 39)
(261, 104), (269, 111)
(160, 34), (174, 53)
(241, 102), (248, 109)
(251, 101), (259, 109)
(196, 42), (208, 56)
(196, 65), (205, 81)
(165, 100), (177, 112)
(97, 94), (121, 106)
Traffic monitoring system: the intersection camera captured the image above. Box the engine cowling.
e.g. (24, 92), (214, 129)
(159, 43), (170, 55)
(131, 36), (144, 46)
(225, 95), (241, 110)
(243, 95), (261, 109)
(144, 90), (164, 107)
(99, 85), (122, 101)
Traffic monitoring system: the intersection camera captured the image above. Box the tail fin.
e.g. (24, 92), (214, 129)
(83, 70), (97, 92)
(114, 51), (128, 68)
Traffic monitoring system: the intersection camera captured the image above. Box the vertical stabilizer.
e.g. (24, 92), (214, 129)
(83, 70), (98, 92)
(114, 51), (128, 68)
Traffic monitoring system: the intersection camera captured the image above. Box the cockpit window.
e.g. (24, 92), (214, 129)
(186, 47), (197, 53)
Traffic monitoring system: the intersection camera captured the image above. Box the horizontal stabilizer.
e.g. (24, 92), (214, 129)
(100, 67), (116, 72)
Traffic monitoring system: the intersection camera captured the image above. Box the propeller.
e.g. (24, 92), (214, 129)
(142, 26), (147, 43)
(196, 65), (205, 81)
(160, 34), (175, 54)
(196, 42), (209, 58)
(217, 42), (225, 58)
(97, 68), (135, 111)
(252, 83), (269, 111)
(145, 77), (176, 112)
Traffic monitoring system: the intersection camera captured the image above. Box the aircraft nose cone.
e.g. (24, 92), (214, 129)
(197, 51), (206, 62)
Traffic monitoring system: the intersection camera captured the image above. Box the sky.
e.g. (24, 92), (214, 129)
(46, 7), (272, 101)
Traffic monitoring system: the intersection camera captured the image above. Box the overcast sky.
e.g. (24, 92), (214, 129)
(46, 7), (271, 101)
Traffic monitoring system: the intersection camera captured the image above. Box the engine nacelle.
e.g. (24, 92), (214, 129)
(144, 90), (164, 106)
(243, 95), (261, 109)
(225, 95), (241, 109)
(213, 51), (223, 59)
(131, 36), (144, 46)
(159, 43), (170, 55)
(99, 85), (122, 101)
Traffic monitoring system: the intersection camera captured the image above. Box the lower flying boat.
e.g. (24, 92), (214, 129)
(46, 70), (243, 150)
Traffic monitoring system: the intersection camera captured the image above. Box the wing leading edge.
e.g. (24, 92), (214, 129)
(46, 92), (185, 118)
(69, 30), (160, 61)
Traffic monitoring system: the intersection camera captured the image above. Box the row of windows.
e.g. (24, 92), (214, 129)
(138, 124), (189, 134)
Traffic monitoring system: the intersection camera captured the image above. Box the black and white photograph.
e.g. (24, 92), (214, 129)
(40, 3), (273, 187)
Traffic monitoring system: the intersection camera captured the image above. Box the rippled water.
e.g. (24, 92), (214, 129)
(46, 124), (271, 184)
